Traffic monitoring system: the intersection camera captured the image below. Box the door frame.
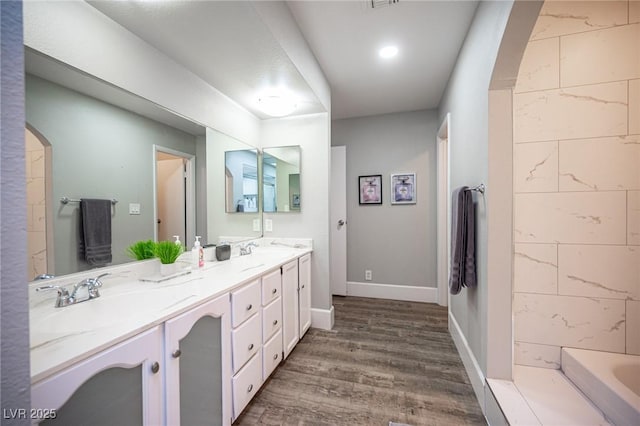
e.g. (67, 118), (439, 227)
(153, 145), (195, 248)
(436, 113), (451, 307)
(330, 145), (347, 296)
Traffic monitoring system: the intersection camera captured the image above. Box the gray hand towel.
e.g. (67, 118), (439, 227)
(79, 199), (112, 266)
(463, 190), (477, 288)
(449, 187), (468, 295)
(449, 187), (477, 294)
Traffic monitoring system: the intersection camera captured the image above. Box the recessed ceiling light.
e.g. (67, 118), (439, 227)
(258, 91), (297, 117)
(379, 45), (398, 59)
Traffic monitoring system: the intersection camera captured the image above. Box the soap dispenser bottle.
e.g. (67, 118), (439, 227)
(173, 235), (182, 248)
(192, 236), (204, 269)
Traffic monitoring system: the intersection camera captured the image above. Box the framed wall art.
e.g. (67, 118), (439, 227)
(390, 173), (416, 205)
(358, 175), (382, 205)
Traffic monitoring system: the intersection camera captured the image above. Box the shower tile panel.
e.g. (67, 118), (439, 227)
(559, 135), (640, 191)
(630, 79), (639, 135)
(514, 37), (559, 93)
(629, 191), (640, 245)
(559, 245), (640, 301)
(530, 1), (627, 40)
(626, 300), (640, 355)
(514, 342), (561, 369)
(514, 141), (558, 193)
(560, 24), (640, 87)
(514, 293), (625, 352)
(514, 192), (627, 244)
(514, 243), (558, 294)
(514, 82), (628, 143)
(631, 1), (640, 24)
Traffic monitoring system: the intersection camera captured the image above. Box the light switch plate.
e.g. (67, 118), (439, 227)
(265, 219), (273, 232)
(253, 218), (261, 232)
(129, 203), (141, 215)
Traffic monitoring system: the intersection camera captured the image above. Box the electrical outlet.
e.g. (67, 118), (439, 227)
(252, 218), (261, 232)
(365, 270), (372, 281)
(129, 203), (141, 215)
(265, 219), (273, 232)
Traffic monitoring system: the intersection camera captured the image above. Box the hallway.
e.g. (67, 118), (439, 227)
(236, 296), (485, 425)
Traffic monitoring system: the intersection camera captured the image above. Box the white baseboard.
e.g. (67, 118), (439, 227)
(346, 281), (437, 303)
(449, 311), (486, 414)
(311, 306), (334, 330)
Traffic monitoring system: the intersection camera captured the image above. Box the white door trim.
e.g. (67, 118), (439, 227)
(437, 113), (451, 307)
(153, 145), (196, 248)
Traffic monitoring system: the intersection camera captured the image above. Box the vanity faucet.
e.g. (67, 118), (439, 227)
(36, 272), (110, 308)
(239, 242), (258, 256)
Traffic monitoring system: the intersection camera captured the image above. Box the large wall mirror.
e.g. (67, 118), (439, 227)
(25, 49), (261, 279)
(262, 146), (301, 213)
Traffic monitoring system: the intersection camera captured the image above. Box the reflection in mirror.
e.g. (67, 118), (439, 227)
(262, 146), (301, 213)
(25, 50), (208, 278)
(206, 128), (262, 243)
(224, 150), (259, 213)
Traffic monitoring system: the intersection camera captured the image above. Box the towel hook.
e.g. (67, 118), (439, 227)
(469, 183), (485, 194)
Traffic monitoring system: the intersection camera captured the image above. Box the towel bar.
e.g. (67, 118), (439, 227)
(60, 197), (118, 205)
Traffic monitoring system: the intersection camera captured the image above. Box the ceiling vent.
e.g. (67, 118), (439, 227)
(370, 0), (400, 9)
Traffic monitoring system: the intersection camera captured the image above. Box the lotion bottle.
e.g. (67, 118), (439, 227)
(192, 236), (204, 269)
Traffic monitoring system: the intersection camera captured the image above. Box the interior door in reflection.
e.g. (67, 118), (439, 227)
(156, 153), (186, 243)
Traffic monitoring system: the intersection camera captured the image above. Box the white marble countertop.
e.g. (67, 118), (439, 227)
(29, 239), (312, 384)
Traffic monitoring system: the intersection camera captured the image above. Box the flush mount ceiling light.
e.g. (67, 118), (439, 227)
(379, 45), (399, 59)
(257, 92), (297, 117)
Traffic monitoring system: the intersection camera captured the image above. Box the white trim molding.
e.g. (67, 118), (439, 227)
(449, 311), (486, 413)
(347, 282), (437, 303)
(311, 306), (334, 330)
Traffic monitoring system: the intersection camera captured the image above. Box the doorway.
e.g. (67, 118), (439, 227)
(436, 114), (450, 307)
(154, 146), (195, 248)
(25, 125), (54, 280)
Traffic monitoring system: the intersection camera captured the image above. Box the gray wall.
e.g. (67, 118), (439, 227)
(332, 110), (439, 287)
(26, 75), (198, 275)
(1, 0), (31, 419)
(438, 0), (514, 377)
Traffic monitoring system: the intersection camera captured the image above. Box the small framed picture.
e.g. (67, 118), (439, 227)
(358, 175), (382, 205)
(390, 173), (416, 205)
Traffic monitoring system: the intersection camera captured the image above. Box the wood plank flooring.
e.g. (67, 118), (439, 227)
(235, 296), (486, 425)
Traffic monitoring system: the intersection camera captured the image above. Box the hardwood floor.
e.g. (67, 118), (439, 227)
(235, 296), (486, 425)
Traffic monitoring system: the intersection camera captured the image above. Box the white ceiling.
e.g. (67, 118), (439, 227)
(85, 1), (477, 122)
(288, 0), (479, 119)
(88, 0), (325, 120)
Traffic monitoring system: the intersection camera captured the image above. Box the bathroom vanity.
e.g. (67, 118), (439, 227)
(29, 241), (312, 425)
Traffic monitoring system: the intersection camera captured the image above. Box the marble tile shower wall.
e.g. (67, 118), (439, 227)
(26, 129), (47, 280)
(512, 0), (640, 369)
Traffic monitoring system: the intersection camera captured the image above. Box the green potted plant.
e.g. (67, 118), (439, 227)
(126, 240), (157, 261)
(154, 240), (183, 275)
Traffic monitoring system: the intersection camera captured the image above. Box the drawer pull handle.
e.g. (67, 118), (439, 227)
(247, 384), (253, 393)
(272, 288), (277, 294)
(172, 349), (182, 358)
(273, 353), (278, 360)
(273, 320), (278, 326)
(246, 304), (252, 311)
(151, 362), (160, 374)
(248, 343), (254, 351)
(301, 285), (305, 289)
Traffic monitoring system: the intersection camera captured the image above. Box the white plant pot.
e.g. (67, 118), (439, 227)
(159, 263), (176, 276)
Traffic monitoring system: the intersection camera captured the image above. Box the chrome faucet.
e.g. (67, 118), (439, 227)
(37, 273), (110, 308)
(239, 242), (258, 256)
(34, 273), (55, 280)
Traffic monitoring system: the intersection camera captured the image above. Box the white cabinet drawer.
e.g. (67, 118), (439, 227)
(232, 349), (263, 420)
(231, 279), (261, 328)
(261, 269), (281, 306)
(262, 297), (282, 343)
(262, 330), (282, 381)
(231, 311), (261, 374)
